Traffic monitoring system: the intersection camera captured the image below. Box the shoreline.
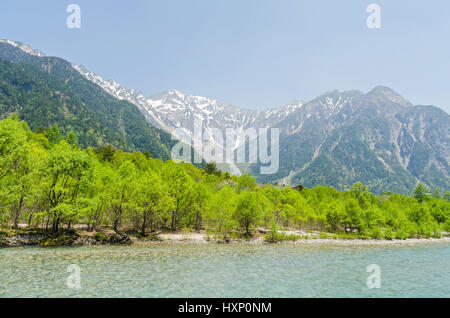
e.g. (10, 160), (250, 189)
(2, 230), (450, 248)
(134, 233), (450, 246)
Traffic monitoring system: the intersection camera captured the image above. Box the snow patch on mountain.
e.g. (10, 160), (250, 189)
(0, 40), (46, 57)
(71, 62), (305, 175)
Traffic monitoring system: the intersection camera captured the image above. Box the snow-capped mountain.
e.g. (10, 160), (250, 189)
(5, 40), (447, 193)
(0, 39), (46, 57)
(72, 64), (303, 174)
(71, 63), (449, 194)
(73, 63), (303, 133)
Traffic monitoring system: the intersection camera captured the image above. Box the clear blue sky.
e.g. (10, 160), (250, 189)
(1, 0), (449, 112)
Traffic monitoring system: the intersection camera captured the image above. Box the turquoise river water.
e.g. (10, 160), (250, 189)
(0, 243), (449, 297)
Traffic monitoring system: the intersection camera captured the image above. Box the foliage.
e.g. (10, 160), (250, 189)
(0, 117), (449, 239)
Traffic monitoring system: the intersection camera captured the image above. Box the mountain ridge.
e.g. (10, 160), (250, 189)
(1, 40), (448, 194)
(0, 40), (177, 160)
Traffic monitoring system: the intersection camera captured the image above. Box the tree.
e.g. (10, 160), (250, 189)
(204, 162), (221, 176)
(236, 174), (256, 193)
(0, 117), (33, 228)
(40, 141), (94, 232)
(205, 186), (236, 240)
(65, 131), (78, 146)
(106, 160), (136, 234)
(342, 199), (363, 233)
(163, 163), (193, 231)
(234, 191), (262, 236)
(80, 162), (111, 231)
(352, 182), (372, 209)
(263, 186), (282, 225)
(44, 124), (63, 145)
(134, 171), (172, 235)
(278, 187), (299, 228)
(189, 183), (211, 231)
(413, 183), (430, 203)
(94, 145), (116, 163)
(326, 203), (344, 232)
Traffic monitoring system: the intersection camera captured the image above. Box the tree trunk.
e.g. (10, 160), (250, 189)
(52, 216), (60, 234)
(28, 213), (33, 228)
(195, 211), (201, 232)
(171, 211), (176, 232)
(141, 212), (147, 236)
(12, 196), (24, 229)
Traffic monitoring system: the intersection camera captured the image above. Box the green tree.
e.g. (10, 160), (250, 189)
(107, 160), (136, 233)
(326, 203), (344, 232)
(0, 117), (33, 227)
(40, 141), (94, 232)
(94, 145), (116, 163)
(342, 199), (363, 233)
(134, 171), (172, 235)
(65, 131), (79, 146)
(189, 183), (211, 231)
(204, 162), (221, 176)
(81, 162), (112, 231)
(44, 124), (63, 145)
(234, 191), (262, 236)
(236, 174), (256, 193)
(163, 163), (193, 231)
(352, 182), (372, 209)
(413, 183), (430, 203)
(205, 186), (236, 240)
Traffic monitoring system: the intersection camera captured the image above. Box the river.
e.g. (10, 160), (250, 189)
(1, 243), (449, 297)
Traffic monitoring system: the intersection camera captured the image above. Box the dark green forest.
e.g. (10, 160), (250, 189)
(0, 53), (175, 160)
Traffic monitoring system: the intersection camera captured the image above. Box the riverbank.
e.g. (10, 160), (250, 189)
(136, 231), (450, 246)
(1, 227), (449, 247)
(0, 228), (132, 247)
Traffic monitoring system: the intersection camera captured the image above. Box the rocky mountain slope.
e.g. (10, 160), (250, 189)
(255, 87), (449, 194)
(78, 59), (449, 193)
(1, 40), (448, 194)
(69, 45), (449, 194)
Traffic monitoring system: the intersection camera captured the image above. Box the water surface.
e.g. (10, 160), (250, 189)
(1, 243), (449, 297)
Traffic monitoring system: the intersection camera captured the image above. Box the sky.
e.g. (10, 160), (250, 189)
(1, 0), (450, 112)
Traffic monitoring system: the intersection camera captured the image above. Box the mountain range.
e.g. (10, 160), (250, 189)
(0, 40), (448, 194)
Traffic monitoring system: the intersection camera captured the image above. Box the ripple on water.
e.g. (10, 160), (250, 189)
(0, 243), (449, 297)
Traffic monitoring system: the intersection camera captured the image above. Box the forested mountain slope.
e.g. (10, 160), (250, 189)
(0, 41), (175, 159)
(1, 40), (447, 194)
